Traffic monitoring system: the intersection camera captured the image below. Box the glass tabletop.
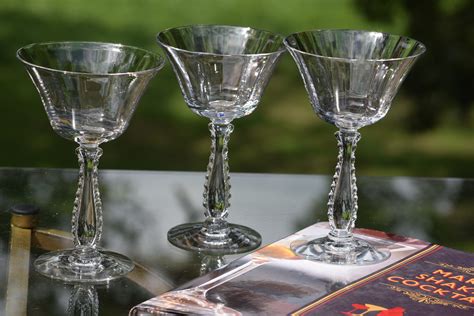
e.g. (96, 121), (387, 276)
(0, 168), (472, 315)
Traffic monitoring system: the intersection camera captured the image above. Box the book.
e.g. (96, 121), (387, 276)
(130, 222), (474, 316)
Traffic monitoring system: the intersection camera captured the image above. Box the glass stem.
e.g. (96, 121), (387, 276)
(327, 130), (361, 244)
(202, 123), (234, 239)
(68, 285), (99, 316)
(71, 145), (103, 259)
(199, 255), (226, 275)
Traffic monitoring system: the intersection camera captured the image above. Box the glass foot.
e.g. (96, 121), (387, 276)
(167, 222), (261, 255)
(34, 249), (134, 283)
(291, 236), (390, 265)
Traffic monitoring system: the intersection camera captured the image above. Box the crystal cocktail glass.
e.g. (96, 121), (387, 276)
(17, 42), (165, 282)
(285, 30), (425, 264)
(157, 25), (285, 254)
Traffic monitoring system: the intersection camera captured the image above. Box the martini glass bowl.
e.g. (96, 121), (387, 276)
(17, 41), (165, 282)
(285, 29), (425, 265)
(157, 25), (285, 254)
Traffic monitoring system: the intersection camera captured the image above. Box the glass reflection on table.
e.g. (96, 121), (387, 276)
(0, 168), (472, 315)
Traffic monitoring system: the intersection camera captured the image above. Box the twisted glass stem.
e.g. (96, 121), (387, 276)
(199, 255), (226, 275)
(71, 146), (103, 258)
(327, 130), (361, 244)
(68, 285), (99, 316)
(203, 123), (234, 237)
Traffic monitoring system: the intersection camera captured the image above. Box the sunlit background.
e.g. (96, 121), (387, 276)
(1, 0), (473, 177)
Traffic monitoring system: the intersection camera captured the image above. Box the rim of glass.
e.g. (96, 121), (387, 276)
(284, 29), (426, 62)
(156, 24), (287, 57)
(16, 41), (166, 76)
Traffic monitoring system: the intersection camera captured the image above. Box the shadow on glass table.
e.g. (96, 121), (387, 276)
(0, 168), (472, 315)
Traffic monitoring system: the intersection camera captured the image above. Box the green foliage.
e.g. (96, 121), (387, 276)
(355, 0), (474, 130)
(0, 0), (472, 177)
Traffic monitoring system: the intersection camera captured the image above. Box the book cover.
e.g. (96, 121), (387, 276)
(130, 222), (473, 315)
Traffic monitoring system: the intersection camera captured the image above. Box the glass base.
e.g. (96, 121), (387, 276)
(34, 248), (134, 283)
(167, 222), (261, 255)
(291, 236), (390, 265)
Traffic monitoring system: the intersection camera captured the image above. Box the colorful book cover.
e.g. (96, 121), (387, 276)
(130, 222), (474, 316)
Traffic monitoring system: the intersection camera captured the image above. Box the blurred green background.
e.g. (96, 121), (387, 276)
(1, 0), (473, 177)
